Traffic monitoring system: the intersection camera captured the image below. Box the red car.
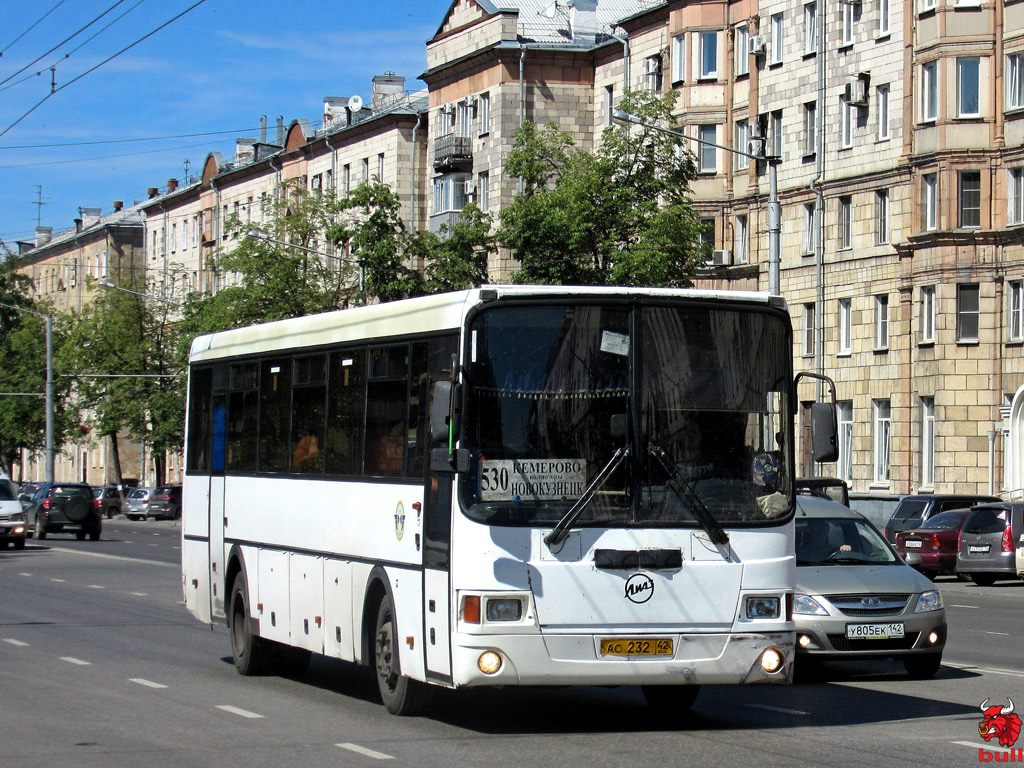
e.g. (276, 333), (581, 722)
(893, 508), (971, 578)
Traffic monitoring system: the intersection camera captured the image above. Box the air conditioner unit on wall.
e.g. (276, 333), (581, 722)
(710, 249), (732, 266)
(845, 79), (868, 106)
(465, 94), (477, 107)
(645, 57), (662, 74)
(748, 35), (767, 56)
(441, 103), (454, 115)
(464, 179), (476, 196)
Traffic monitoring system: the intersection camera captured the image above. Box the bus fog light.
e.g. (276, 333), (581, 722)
(760, 648), (784, 673)
(478, 651), (503, 675)
(485, 598), (523, 622)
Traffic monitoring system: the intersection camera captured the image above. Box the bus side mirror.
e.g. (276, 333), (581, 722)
(431, 447), (470, 473)
(811, 402), (839, 463)
(430, 380), (458, 442)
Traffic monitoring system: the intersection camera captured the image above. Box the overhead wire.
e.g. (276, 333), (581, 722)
(0, 0), (69, 58)
(0, 128), (263, 151)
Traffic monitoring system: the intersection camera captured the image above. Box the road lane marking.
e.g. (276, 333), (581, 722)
(50, 578), (65, 583)
(87, 585), (105, 590)
(44, 546), (176, 568)
(747, 704), (810, 716)
(130, 678), (167, 689)
(130, 592), (148, 597)
(951, 740), (1017, 754)
(949, 604), (979, 609)
(60, 657), (91, 666)
(337, 744), (394, 760)
(3, 639), (29, 647)
(18, 573), (32, 577)
(216, 705), (263, 719)
(947, 662), (1024, 678)
(965, 630), (1010, 636)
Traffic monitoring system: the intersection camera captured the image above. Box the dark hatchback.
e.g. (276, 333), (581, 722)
(147, 485), (182, 520)
(36, 483), (102, 541)
(956, 502), (1024, 586)
(884, 494), (1000, 542)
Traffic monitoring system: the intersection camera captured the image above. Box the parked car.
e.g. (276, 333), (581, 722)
(893, 508), (971, 578)
(93, 486), (123, 519)
(884, 494), (1000, 541)
(146, 485), (182, 520)
(125, 487), (153, 521)
(794, 494), (947, 678)
(35, 483), (102, 541)
(796, 477), (850, 506)
(0, 476), (28, 550)
(956, 502), (1024, 586)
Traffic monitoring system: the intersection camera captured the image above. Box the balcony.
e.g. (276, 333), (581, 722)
(434, 134), (472, 171)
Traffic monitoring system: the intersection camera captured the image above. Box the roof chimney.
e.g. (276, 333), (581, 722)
(569, 0), (600, 43)
(372, 72), (406, 109)
(35, 226), (52, 247)
(113, 201), (123, 212)
(147, 187), (159, 198)
(79, 207), (102, 230)
(167, 178), (179, 192)
(275, 115), (285, 145)
(235, 138), (256, 164)
(323, 97), (348, 126)
(260, 115), (267, 143)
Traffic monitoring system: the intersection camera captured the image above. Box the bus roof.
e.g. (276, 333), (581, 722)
(189, 285), (784, 363)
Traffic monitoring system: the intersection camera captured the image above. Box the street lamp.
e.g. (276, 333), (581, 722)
(245, 230), (364, 304)
(611, 109), (782, 297)
(0, 300), (54, 483)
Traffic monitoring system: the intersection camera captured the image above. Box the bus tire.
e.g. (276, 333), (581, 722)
(230, 572), (271, 676)
(374, 595), (427, 716)
(641, 684), (700, 712)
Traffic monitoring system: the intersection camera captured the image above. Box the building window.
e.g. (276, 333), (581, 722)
(958, 170), (982, 228)
(479, 92), (490, 134)
(604, 85), (615, 127)
(377, 154), (385, 182)
(1008, 53), (1024, 110)
(802, 202), (816, 255)
(877, 84), (890, 139)
(362, 157), (370, 183)
(734, 214), (748, 264)
(839, 195), (853, 249)
(878, 0), (891, 35)
(840, 97), (854, 148)
(804, 3), (817, 54)
(671, 34), (686, 83)
(839, 297), (852, 354)
(920, 397), (935, 487)
(922, 61), (938, 121)
(343, 164), (351, 193)
(735, 25), (749, 77)
(873, 399), (892, 483)
(875, 294), (890, 349)
(457, 102), (473, 137)
(803, 101), (817, 155)
(432, 174), (468, 214)
(644, 55), (663, 91)
(841, 2), (855, 45)
(1009, 280), (1024, 341)
(920, 285), (936, 343)
(698, 124), (717, 172)
(923, 172), (938, 231)
(770, 13), (785, 64)
(803, 303), (816, 356)
(1009, 168), (1024, 225)
(735, 120), (750, 169)
(957, 283), (980, 341)
(697, 216), (716, 250)
(838, 400), (854, 483)
(921, 0), (937, 11)
(876, 189), (890, 244)
(957, 57), (981, 117)
(478, 171), (490, 212)
(699, 31), (718, 79)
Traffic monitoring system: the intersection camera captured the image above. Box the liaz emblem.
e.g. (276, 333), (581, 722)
(624, 573), (654, 604)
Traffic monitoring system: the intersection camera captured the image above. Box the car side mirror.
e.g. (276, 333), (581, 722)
(903, 552), (923, 567)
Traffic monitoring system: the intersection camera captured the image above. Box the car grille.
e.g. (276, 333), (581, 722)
(827, 633), (920, 652)
(822, 593), (911, 616)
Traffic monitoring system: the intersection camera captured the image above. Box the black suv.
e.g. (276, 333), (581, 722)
(884, 493), (1000, 541)
(36, 483), (102, 541)
(147, 485), (182, 520)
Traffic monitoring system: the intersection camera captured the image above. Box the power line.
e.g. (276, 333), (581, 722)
(0, 127), (261, 151)
(0, 137), (238, 169)
(0, 0), (68, 57)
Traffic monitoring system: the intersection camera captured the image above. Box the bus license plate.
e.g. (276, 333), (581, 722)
(600, 638), (673, 657)
(846, 622), (904, 640)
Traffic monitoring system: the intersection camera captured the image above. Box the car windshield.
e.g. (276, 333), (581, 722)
(796, 517), (899, 565)
(128, 489), (147, 499)
(0, 481), (16, 500)
(53, 486), (89, 499)
(919, 511), (967, 531)
(891, 498), (929, 521)
(92, 489), (103, 497)
(460, 301), (793, 529)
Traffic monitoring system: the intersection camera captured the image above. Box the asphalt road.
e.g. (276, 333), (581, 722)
(1, 520), (1021, 767)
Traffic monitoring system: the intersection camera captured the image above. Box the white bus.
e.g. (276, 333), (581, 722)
(182, 285), (837, 715)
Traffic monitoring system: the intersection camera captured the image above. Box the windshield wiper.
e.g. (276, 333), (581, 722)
(647, 443), (730, 546)
(544, 446), (630, 548)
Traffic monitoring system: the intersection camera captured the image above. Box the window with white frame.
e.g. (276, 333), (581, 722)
(957, 57), (981, 118)
(457, 102), (473, 137)
(478, 171), (490, 212)
(878, 0), (890, 35)
(479, 92), (490, 134)
(644, 55), (663, 91)
(838, 400), (854, 483)
(840, 97), (854, 148)
(958, 170), (982, 228)
(803, 202), (817, 254)
(877, 84), (890, 139)
(735, 119), (750, 169)
(804, 101), (817, 155)
(876, 189), (890, 244)
(875, 293), (889, 349)
(839, 297), (852, 354)
(1008, 53), (1024, 110)
(770, 13), (784, 64)
(841, 2), (854, 45)
(432, 174), (469, 214)
(735, 25), (749, 76)
(343, 164), (351, 193)
(873, 399), (892, 483)
(922, 60), (938, 121)
(920, 285), (936, 343)
(604, 85), (615, 127)
(921, 0), (937, 12)
(699, 31), (718, 79)
(771, 110), (783, 158)
(377, 153), (385, 182)
(920, 397), (935, 487)
(362, 157), (370, 183)
(734, 214), (748, 264)
(923, 172), (938, 231)
(697, 216), (716, 250)
(839, 195), (853, 249)
(1009, 168), (1024, 225)
(957, 283), (980, 341)
(803, 303), (816, 356)
(698, 124), (717, 172)
(1009, 280), (1024, 341)
(804, 3), (817, 54)
(672, 34), (686, 83)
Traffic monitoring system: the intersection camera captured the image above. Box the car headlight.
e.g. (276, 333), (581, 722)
(793, 594), (829, 616)
(914, 590), (943, 613)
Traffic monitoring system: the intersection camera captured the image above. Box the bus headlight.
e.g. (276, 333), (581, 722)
(485, 598), (523, 622)
(745, 596), (781, 619)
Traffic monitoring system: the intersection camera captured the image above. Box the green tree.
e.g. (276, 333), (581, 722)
(421, 203), (494, 293)
(499, 90), (709, 287)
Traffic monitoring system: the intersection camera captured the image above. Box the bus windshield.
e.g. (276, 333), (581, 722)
(460, 301), (792, 528)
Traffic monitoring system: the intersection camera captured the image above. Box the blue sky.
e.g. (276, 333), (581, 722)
(0, 1), (450, 252)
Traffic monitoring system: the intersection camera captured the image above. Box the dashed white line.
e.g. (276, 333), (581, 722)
(130, 678), (167, 689)
(951, 740), (1018, 755)
(947, 662), (1024, 678)
(130, 592), (148, 597)
(747, 704), (810, 716)
(3, 639), (29, 647)
(50, 578), (65, 583)
(87, 585), (105, 590)
(965, 630), (1010, 636)
(60, 657), (91, 666)
(216, 705), (263, 719)
(18, 573), (32, 577)
(950, 604), (980, 609)
(336, 743), (394, 760)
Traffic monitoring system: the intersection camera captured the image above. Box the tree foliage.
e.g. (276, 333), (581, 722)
(499, 90), (709, 287)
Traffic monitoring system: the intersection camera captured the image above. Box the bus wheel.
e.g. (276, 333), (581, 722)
(374, 596), (427, 715)
(230, 573), (270, 676)
(641, 684), (700, 712)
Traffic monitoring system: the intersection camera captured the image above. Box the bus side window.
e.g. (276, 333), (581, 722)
(259, 359), (292, 473)
(326, 349), (366, 475)
(291, 354), (327, 474)
(186, 367), (214, 473)
(366, 346), (410, 477)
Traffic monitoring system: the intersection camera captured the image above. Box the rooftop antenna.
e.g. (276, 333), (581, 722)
(31, 184), (50, 227)
(183, 158), (191, 184)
